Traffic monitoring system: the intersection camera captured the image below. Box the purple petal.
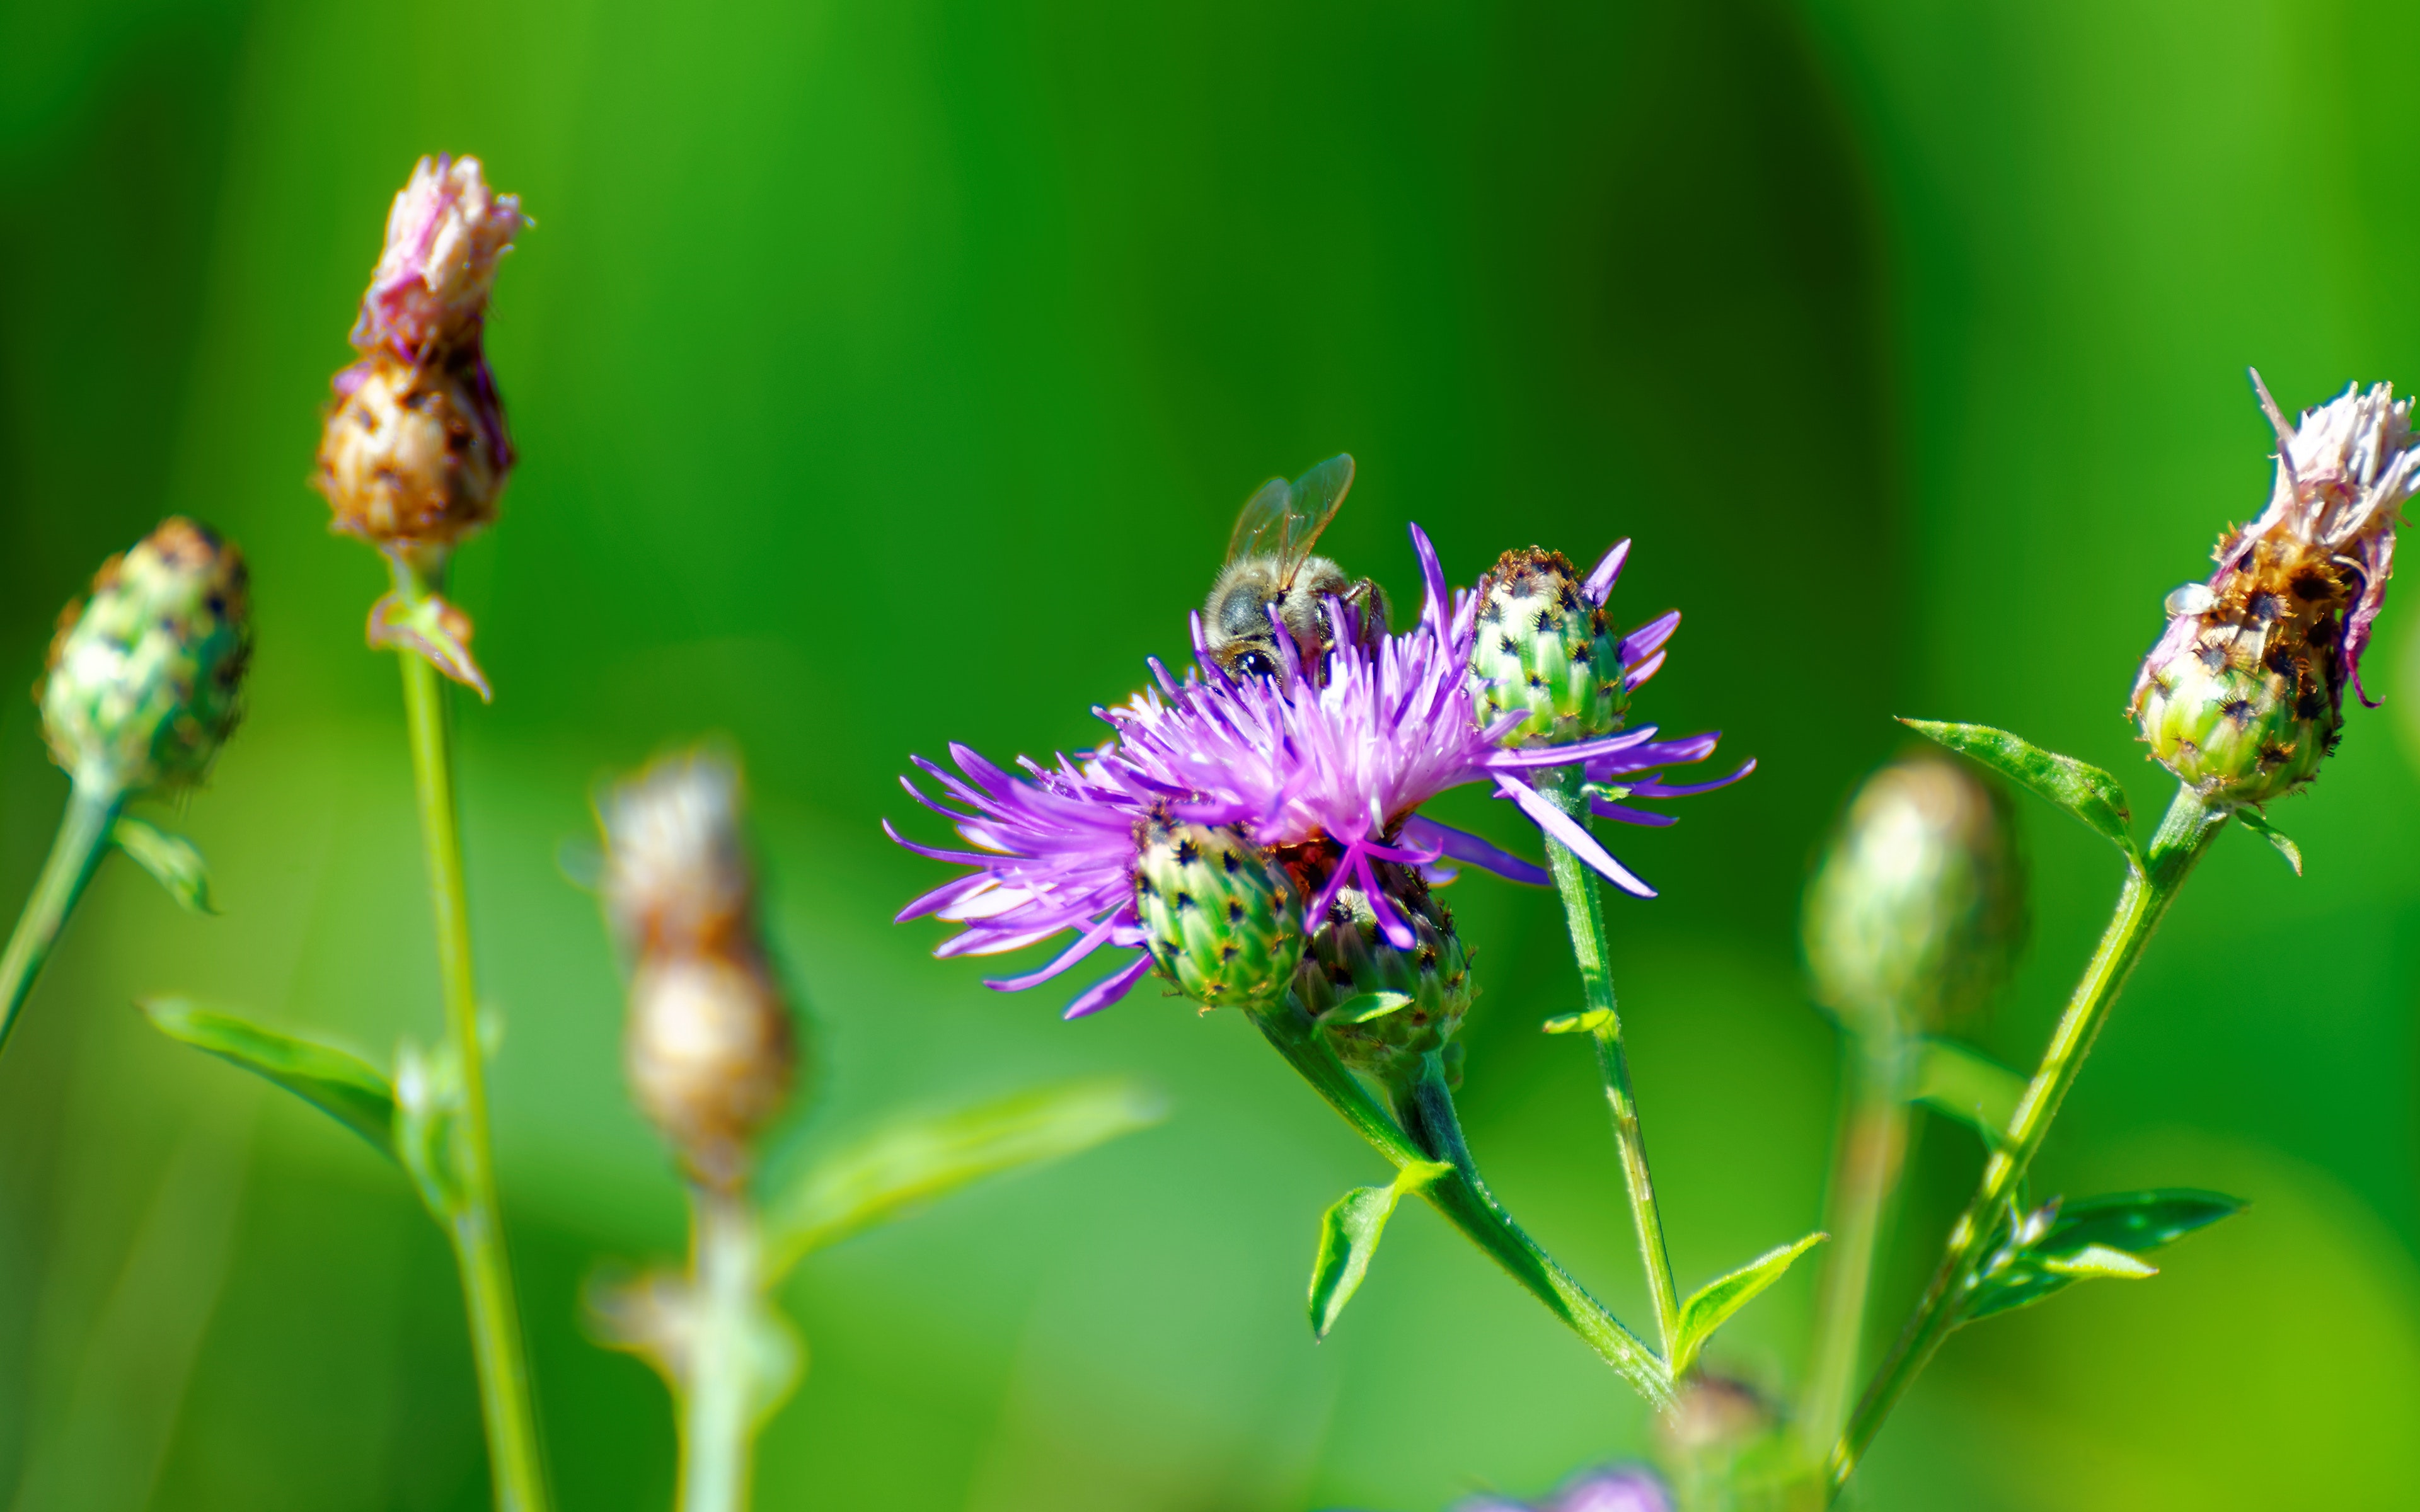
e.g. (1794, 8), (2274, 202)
(1617, 610), (1680, 666)
(982, 910), (1121, 991)
(1357, 852), (1418, 948)
(1402, 813), (1550, 886)
(1623, 650), (1668, 690)
(1063, 953), (1153, 1019)
(1410, 522), (1453, 643)
(1628, 758), (1756, 798)
(1495, 774), (1656, 898)
(1589, 802), (1678, 827)
(1582, 538), (1632, 603)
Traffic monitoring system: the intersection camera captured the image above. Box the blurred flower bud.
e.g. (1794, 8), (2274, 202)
(1469, 547), (1630, 747)
(1454, 1466), (1673, 1512)
(1803, 756), (2023, 1040)
(601, 748), (798, 1188)
(2131, 375), (2416, 806)
(352, 154), (527, 361)
(315, 348), (510, 556)
(40, 518), (251, 796)
(1134, 813), (1305, 1011)
(602, 750), (754, 956)
(1282, 849), (1474, 1089)
(626, 953), (796, 1188)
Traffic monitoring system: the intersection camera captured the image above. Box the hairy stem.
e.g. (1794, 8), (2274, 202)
(1832, 786), (2225, 1489)
(393, 556), (552, 1512)
(681, 1187), (762, 1512)
(0, 782), (123, 1057)
(1538, 772), (1681, 1361)
(1800, 1027), (1912, 1463)
(1252, 1005), (1675, 1408)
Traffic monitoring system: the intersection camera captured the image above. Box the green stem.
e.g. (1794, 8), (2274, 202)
(392, 556), (552, 1512)
(1251, 1005), (1675, 1409)
(0, 781), (124, 1057)
(1831, 786), (2225, 1490)
(1538, 773), (1681, 1361)
(681, 1186), (761, 1512)
(1799, 1027), (1911, 1464)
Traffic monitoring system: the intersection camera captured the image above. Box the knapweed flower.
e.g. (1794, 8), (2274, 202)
(890, 522), (1746, 1021)
(1453, 1466), (1673, 1512)
(2131, 373), (2415, 806)
(602, 749), (797, 1187)
(351, 154), (529, 362)
(1804, 755), (2024, 1040)
(316, 155), (524, 561)
(41, 518), (251, 798)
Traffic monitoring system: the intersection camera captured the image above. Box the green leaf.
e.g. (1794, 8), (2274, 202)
(1671, 1230), (1827, 1375)
(1912, 1037), (2028, 1147)
(1541, 1008), (1615, 1035)
(1325, 992), (1413, 1025)
(138, 997), (394, 1154)
(1306, 1160), (1453, 1340)
(1899, 718), (2139, 859)
(1962, 1188), (2245, 1324)
(761, 1077), (1164, 1279)
(112, 816), (215, 915)
(2235, 810), (2303, 875)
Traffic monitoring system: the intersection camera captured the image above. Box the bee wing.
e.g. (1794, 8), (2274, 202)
(1226, 476), (1296, 564)
(1276, 454), (1355, 580)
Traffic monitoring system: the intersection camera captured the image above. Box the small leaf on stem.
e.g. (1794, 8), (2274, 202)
(761, 1076), (1163, 1280)
(111, 816), (216, 914)
(1541, 1007), (1615, 1035)
(1911, 1037), (2027, 1148)
(2234, 810), (2303, 875)
(1898, 718), (2139, 860)
(139, 997), (395, 1152)
(1671, 1230), (1826, 1375)
(1324, 992), (1413, 1026)
(1961, 1188), (2244, 1323)
(1307, 1160), (1454, 1340)
(368, 590), (492, 701)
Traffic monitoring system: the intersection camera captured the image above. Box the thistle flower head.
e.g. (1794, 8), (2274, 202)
(1133, 812), (1305, 1011)
(40, 518), (251, 797)
(1803, 755), (2024, 1039)
(2131, 373), (2416, 806)
(315, 348), (510, 554)
(351, 154), (527, 362)
(1283, 849), (1473, 1090)
(891, 522), (1747, 1021)
(601, 748), (796, 1186)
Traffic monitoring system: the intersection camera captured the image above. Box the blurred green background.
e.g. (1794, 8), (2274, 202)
(4, 0), (2419, 1506)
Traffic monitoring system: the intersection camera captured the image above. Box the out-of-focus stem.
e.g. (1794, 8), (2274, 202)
(1833, 786), (2225, 1491)
(681, 1187), (761, 1512)
(393, 554), (552, 1512)
(1537, 770), (1681, 1361)
(1800, 1028), (1911, 1463)
(0, 782), (123, 1057)
(1251, 1005), (1674, 1408)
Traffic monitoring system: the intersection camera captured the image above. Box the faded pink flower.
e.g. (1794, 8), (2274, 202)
(350, 154), (529, 360)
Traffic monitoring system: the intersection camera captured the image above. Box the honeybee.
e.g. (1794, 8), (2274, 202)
(1203, 453), (1391, 681)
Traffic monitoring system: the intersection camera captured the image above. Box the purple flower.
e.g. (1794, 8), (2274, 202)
(1452, 1466), (1673, 1512)
(351, 154), (528, 361)
(890, 524), (1748, 1019)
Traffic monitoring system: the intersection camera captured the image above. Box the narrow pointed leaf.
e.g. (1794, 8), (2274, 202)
(1961, 1188), (2244, 1324)
(763, 1076), (1164, 1279)
(1308, 1160), (1453, 1340)
(1671, 1230), (1827, 1375)
(2235, 810), (2303, 875)
(139, 997), (395, 1154)
(1326, 992), (1413, 1026)
(1912, 1037), (2027, 1147)
(112, 816), (216, 915)
(1899, 718), (2138, 859)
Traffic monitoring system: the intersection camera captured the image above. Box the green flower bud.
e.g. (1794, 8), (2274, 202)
(2129, 376), (2416, 806)
(1803, 756), (2024, 1040)
(40, 518), (251, 797)
(1134, 813), (1305, 1011)
(1468, 547), (1628, 747)
(1283, 850), (1474, 1090)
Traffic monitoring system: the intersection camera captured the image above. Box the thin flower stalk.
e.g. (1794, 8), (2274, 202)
(0, 786), (118, 1051)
